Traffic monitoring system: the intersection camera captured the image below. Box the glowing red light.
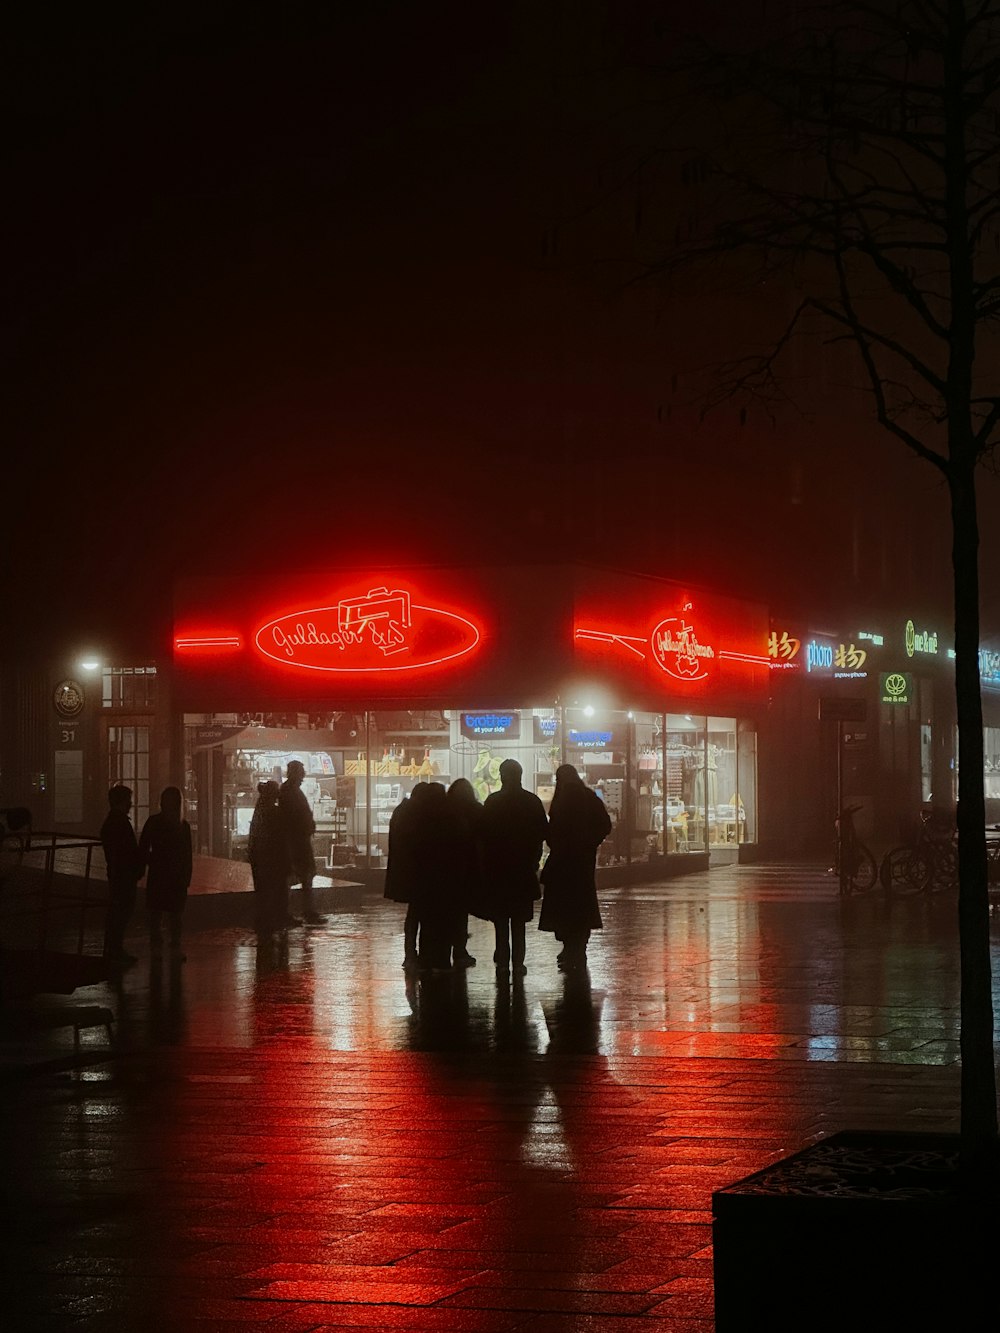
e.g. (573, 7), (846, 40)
(175, 635), (242, 651)
(254, 584), (482, 674)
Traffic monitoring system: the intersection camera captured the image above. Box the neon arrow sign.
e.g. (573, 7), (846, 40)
(254, 585), (481, 674)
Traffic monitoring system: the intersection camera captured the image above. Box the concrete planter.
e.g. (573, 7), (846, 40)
(712, 1131), (991, 1332)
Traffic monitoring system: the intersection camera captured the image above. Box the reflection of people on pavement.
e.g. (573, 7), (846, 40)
(279, 759), (324, 925)
(539, 765), (612, 972)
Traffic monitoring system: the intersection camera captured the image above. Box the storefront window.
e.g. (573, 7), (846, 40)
(665, 715), (707, 853)
(183, 705), (756, 873)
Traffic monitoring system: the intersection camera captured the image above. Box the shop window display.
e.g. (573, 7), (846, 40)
(183, 704), (756, 875)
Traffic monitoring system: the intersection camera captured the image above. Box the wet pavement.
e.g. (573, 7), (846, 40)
(4, 862), (997, 1330)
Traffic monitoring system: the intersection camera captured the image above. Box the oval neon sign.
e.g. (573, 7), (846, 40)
(254, 585), (481, 674)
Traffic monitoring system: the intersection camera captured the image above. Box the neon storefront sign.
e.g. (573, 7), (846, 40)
(650, 615), (715, 681)
(576, 602), (768, 681)
(254, 585), (481, 674)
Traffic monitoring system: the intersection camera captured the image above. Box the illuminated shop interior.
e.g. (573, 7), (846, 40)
(183, 706), (758, 873)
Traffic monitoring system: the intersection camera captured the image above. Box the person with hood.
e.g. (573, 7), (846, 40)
(139, 786), (193, 961)
(480, 759), (547, 977)
(248, 779), (290, 938)
(538, 764), (611, 971)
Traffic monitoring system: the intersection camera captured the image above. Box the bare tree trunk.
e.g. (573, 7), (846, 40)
(950, 461), (998, 1175)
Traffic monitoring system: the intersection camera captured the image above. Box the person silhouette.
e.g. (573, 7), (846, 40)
(278, 759), (324, 925)
(481, 759), (547, 977)
(100, 784), (141, 967)
(139, 786), (193, 962)
(248, 779), (290, 939)
(446, 777), (482, 969)
(385, 780), (434, 969)
(538, 764), (611, 970)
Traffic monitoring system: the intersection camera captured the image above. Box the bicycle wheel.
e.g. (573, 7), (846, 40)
(880, 847), (930, 897)
(928, 843), (958, 894)
(849, 844), (878, 893)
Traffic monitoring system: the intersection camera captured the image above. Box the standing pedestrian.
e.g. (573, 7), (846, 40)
(538, 764), (611, 971)
(248, 779), (290, 939)
(446, 777), (481, 968)
(100, 784), (141, 967)
(408, 782), (457, 972)
(481, 759), (547, 978)
(279, 759), (324, 925)
(139, 786), (193, 962)
(385, 781), (430, 969)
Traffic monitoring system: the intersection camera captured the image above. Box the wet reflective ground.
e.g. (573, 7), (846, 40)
(5, 864), (997, 1330)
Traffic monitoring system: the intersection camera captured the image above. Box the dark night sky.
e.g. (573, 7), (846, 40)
(4, 2), (994, 660)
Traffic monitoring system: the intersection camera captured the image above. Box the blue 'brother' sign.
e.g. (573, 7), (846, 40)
(461, 711), (521, 740)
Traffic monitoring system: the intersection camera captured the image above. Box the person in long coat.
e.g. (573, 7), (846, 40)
(407, 781), (460, 971)
(278, 759), (323, 925)
(538, 764), (612, 970)
(445, 778), (482, 968)
(139, 785), (193, 961)
(248, 779), (290, 938)
(385, 781), (431, 969)
(480, 759), (548, 977)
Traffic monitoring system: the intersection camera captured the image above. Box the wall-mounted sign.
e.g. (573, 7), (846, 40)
(905, 619), (939, 656)
(858, 630), (884, 647)
(768, 630), (801, 668)
(253, 585), (481, 674)
(576, 601), (768, 686)
(805, 639), (834, 672)
(461, 711), (520, 740)
(880, 671), (913, 706)
(650, 614), (716, 681)
(53, 680), (85, 719)
(567, 727), (618, 750)
(533, 716), (560, 744)
(805, 640), (868, 677)
(834, 643), (867, 677)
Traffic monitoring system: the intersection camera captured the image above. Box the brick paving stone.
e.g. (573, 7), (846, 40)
(3, 864), (990, 1330)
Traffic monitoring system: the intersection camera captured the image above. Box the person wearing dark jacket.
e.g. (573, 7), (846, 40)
(480, 759), (547, 977)
(279, 759), (324, 925)
(538, 764), (612, 970)
(100, 784), (142, 966)
(248, 779), (290, 938)
(385, 781), (432, 969)
(407, 782), (459, 971)
(446, 778), (482, 968)
(139, 786), (193, 962)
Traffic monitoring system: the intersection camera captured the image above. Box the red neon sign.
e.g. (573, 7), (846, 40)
(650, 615), (715, 681)
(175, 635), (242, 651)
(576, 602), (770, 682)
(254, 585), (481, 674)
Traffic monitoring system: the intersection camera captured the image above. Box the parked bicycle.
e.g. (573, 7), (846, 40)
(880, 807), (958, 898)
(834, 803), (878, 894)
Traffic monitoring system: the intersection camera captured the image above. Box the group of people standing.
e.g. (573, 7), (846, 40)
(385, 759), (612, 977)
(247, 758), (328, 936)
(100, 784), (193, 966)
(100, 757), (613, 978)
